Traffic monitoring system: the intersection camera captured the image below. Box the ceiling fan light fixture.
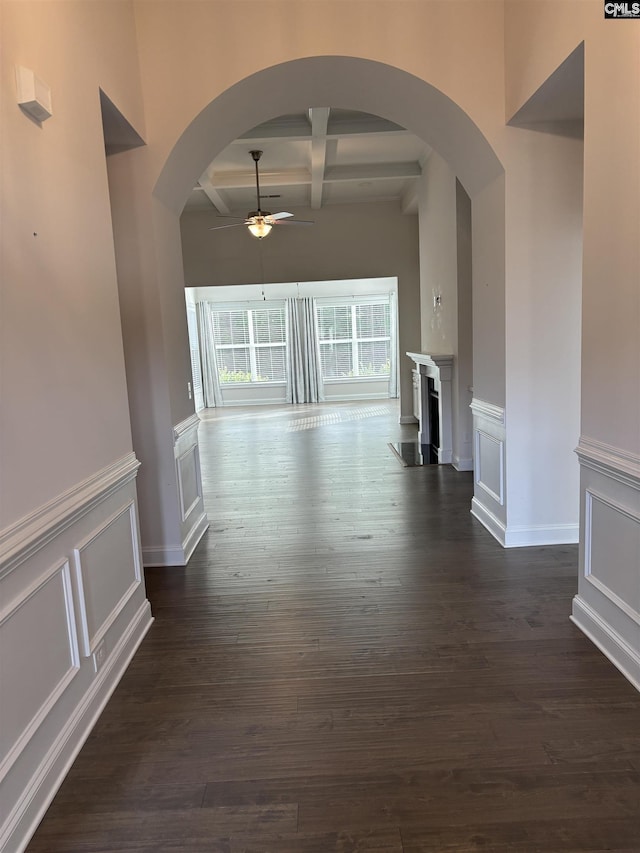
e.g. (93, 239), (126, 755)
(247, 218), (272, 239)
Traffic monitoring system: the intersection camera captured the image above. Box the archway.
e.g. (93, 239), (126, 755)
(128, 55), (507, 564)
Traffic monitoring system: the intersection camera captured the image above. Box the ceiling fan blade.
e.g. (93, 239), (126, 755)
(274, 219), (314, 226)
(208, 222), (246, 231)
(267, 212), (294, 221)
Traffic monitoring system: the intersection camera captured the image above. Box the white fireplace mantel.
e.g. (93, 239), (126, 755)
(406, 352), (454, 464)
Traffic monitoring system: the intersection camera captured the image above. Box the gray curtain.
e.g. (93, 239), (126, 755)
(196, 302), (222, 408)
(286, 297), (324, 404)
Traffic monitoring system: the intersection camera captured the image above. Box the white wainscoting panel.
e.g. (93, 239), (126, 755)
(0, 561), (79, 784)
(177, 446), (200, 523)
(174, 414), (208, 565)
(572, 437), (640, 692)
(470, 398), (506, 544)
(475, 431), (504, 505)
(73, 502), (141, 656)
(0, 454), (153, 853)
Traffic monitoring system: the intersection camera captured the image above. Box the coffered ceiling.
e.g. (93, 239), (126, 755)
(184, 108), (432, 217)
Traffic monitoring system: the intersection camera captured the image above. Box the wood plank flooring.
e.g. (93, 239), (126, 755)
(27, 401), (640, 852)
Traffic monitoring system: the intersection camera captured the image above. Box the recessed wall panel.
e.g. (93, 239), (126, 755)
(0, 562), (79, 781)
(177, 445), (200, 521)
(476, 430), (504, 505)
(586, 491), (640, 620)
(74, 503), (141, 655)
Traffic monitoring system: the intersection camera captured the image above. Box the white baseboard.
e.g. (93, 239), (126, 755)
(323, 392), (389, 402)
(504, 523), (579, 547)
(453, 455), (473, 472)
(571, 596), (640, 693)
(399, 415), (418, 425)
(471, 496), (506, 546)
(141, 544), (187, 567)
(1, 601), (153, 853)
(142, 511), (208, 568)
(183, 512), (209, 563)
(471, 498), (579, 548)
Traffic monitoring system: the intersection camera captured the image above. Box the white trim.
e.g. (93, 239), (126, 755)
(471, 498), (579, 548)
(142, 543), (188, 567)
(173, 413), (200, 442)
(221, 397), (288, 407)
(471, 497), (506, 546)
(584, 488), (640, 626)
(323, 392), (389, 402)
(0, 560), (80, 786)
(176, 444), (201, 522)
(0, 601), (153, 853)
(73, 502), (142, 656)
(571, 596), (640, 693)
(503, 523), (579, 547)
(475, 429), (504, 505)
(576, 436), (640, 490)
(183, 512), (209, 564)
(470, 398), (505, 425)
(0, 453), (140, 578)
(453, 455), (473, 472)
(399, 415), (418, 425)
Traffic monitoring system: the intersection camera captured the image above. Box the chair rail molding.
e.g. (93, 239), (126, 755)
(576, 436), (640, 490)
(0, 453), (140, 580)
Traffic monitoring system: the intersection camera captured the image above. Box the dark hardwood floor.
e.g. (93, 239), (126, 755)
(27, 401), (640, 852)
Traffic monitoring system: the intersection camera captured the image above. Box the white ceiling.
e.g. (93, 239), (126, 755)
(184, 108), (432, 217)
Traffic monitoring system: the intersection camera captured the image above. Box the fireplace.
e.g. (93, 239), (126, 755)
(407, 352), (454, 464)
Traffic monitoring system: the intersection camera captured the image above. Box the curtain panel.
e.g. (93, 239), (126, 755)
(286, 297), (324, 404)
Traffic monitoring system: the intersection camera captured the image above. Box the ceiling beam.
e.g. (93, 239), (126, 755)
(309, 107), (330, 210)
(324, 161), (422, 183)
(197, 177), (231, 215)
(209, 168), (310, 189)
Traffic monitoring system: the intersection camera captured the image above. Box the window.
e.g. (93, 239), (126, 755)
(211, 305), (287, 383)
(316, 300), (391, 379)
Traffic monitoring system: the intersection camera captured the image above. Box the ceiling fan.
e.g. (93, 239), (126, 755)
(209, 150), (314, 239)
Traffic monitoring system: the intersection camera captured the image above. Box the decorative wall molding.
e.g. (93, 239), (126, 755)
(176, 445), (201, 522)
(0, 560), (80, 786)
(475, 429), (504, 505)
(576, 436), (640, 490)
(0, 453), (140, 578)
(1, 601), (153, 853)
(470, 398), (505, 425)
(173, 413), (200, 442)
(169, 415), (208, 568)
(0, 453), (152, 853)
(73, 502), (142, 656)
(571, 596), (640, 693)
(584, 488), (640, 626)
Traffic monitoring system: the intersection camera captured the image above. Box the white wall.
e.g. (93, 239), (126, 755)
(0, 5), (153, 850)
(417, 152), (473, 469)
(182, 203), (420, 418)
(505, 0), (640, 686)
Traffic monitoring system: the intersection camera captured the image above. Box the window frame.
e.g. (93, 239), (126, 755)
(315, 296), (392, 382)
(210, 301), (288, 386)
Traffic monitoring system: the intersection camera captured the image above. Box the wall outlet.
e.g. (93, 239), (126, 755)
(187, 381), (192, 400)
(93, 640), (106, 673)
